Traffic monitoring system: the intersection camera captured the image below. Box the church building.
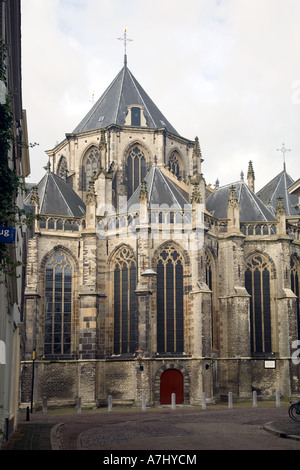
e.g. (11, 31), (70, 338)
(21, 48), (300, 408)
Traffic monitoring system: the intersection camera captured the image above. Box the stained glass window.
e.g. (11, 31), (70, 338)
(80, 148), (101, 191)
(127, 146), (146, 198)
(291, 258), (300, 339)
(44, 252), (72, 357)
(245, 254), (272, 354)
(57, 156), (68, 179)
(157, 245), (184, 354)
(113, 247), (137, 354)
(168, 151), (181, 179)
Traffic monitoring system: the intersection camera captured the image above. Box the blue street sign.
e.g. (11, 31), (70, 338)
(0, 226), (16, 243)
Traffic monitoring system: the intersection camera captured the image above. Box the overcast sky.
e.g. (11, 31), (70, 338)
(21, 0), (300, 191)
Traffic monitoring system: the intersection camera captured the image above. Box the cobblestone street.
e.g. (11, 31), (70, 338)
(2, 404), (300, 452)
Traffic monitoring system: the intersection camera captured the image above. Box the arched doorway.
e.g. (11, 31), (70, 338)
(160, 369), (183, 404)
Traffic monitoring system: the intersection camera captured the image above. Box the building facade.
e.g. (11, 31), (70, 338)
(0, 0), (31, 441)
(21, 54), (300, 409)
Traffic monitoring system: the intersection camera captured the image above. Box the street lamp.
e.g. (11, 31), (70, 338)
(135, 348), (144, 371)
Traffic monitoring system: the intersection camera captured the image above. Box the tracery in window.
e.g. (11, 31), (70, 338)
(291, 257), (300, 339)
(245, 254), (272, 355)
(44, 251), (72, 358)
(127, 146), (146, 198)
(156, 244), (184, 354)
(168, 151), (183, 180)
(113, 247), (137, 354)
(57, 156), (68, 179)
(80, 147), (101, 191)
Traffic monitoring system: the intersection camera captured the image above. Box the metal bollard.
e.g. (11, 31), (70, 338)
(228, 392), (233, 409)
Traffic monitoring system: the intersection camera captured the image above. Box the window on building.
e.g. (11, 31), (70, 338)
(168, 151), (182, 180)
(245, 254), (272, 355)
(44, 251), (72, 358)
(57, 156), (68, 179)
(80, 148), (101, 191)
(157, 245), (184, 354)
(127, 146), (146, 198)
(131, 107), (141, 126)
(291, 257), (300, 339)
(205, 252), (212, 291)
(113, 247), (137, 354)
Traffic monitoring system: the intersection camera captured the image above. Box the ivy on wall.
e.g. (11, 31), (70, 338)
(0, 40), (35, 279)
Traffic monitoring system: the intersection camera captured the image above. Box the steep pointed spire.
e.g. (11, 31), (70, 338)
(191, 182), (202, 204)
(247, 161), (255, 192)
(139, 180), (148, 203)
(227, 185), (240, 233)
(192, 136), (203, 176)
(275, 196), (286, 235)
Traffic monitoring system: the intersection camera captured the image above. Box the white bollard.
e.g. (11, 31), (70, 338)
(202, 392), (206, 410)
(253, 391), (258, 408)
(228, 392), (233, 409)
(108, 394), (112, 412)
(275, 390), (280, 407)
(171, 393), (176, 410)
(77, 396), (82, 414)
(142, 394), (146, 412)
(42, 396), (48, 414)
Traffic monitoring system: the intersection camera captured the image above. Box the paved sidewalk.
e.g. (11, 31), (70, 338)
(1, 405), (300, 451)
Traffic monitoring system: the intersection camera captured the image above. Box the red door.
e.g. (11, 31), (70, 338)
(160, 369), (183, 404)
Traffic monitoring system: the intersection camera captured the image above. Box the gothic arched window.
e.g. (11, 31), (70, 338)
(156, 245), (184, 354)
(57, 156), (68, 179)
(291, 257), (300, 338)
(168, 151), (183, 181)
(80, 148), (101, 191)
(113, 247), (137, 354)
(44, 251), (72, 358)
(127, 146), (146, 198)
(245, 254), (272, 355)
(205, 252), (212, 291)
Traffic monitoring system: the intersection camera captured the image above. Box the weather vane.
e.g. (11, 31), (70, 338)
(277, 143), (291, 170)
(118, 27), (133, 65)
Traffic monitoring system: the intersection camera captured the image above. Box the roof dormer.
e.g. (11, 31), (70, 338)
(124, 105), (147, 127)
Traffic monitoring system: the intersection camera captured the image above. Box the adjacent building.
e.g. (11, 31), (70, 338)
(0, 0), (30, 441)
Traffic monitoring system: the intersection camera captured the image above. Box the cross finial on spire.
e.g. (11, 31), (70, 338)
(277, 143), (291, 171)
(118, 27), (133, 65)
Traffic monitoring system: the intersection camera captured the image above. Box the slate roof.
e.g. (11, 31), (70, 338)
(126, 165), (189, 210)
(25, 168), (86, 217)
(73, 64), (179, 136)
(206, 180), (276, 222)
(256, 168), (299, 216)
